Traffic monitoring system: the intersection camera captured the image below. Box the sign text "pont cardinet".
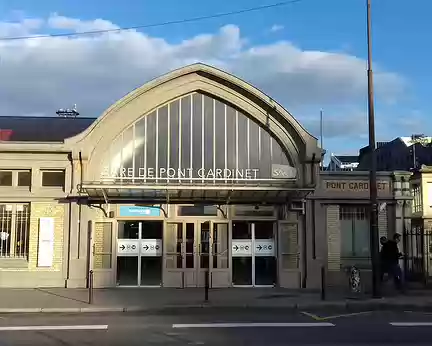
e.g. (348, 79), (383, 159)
(101, 167), (260, 180)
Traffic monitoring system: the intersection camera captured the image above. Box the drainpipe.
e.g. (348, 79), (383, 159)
(65, 153), (74, 287)
(78, 152), (88, 287)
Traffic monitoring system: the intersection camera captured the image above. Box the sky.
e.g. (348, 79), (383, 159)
(0, 0), (430, 159)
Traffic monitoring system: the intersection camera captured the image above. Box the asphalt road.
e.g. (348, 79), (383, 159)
(0, 309), (432, 345)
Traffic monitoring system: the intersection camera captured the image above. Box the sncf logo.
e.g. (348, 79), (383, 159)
(0, 129), (13, 141)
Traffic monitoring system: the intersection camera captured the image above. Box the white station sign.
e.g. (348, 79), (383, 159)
(232, 240), (252, 257)
(254, 240), (275, 256)
(117, 239), (139, 256)
(141, 239), (162, 257)
(117, 239), (162, 256)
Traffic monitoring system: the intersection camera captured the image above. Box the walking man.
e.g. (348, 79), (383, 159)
(386, 233), (404, 292)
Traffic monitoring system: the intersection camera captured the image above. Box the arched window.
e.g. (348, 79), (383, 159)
(101, 92), (293, 182)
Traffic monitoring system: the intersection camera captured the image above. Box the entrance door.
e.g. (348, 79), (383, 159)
(231, 221), (276, 287)
(163, 221), (230, 288)
(116, 221), (163, 286)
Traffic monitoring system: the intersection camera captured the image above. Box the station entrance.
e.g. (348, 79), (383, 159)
(116, 221), (163, 287)
(163, 220), (230, 288)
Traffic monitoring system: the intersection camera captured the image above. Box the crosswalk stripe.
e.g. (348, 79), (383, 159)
(0, 325), (108, 331)
(173, 322), (335, 328)
(390, 322), (432, 327)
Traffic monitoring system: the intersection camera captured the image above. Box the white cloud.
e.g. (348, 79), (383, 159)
(0, 14), (405, 138)
(269, 24), (284, 32)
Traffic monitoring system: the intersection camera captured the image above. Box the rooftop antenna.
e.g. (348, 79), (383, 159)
(320, 109), (324, 168)
(56, 104), (79, 117)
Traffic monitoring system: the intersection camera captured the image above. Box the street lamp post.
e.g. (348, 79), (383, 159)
(366, 0), (381, 298)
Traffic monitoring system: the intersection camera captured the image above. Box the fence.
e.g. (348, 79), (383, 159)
(403, 224), (432, 286)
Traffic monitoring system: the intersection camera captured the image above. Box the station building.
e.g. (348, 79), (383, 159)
(0, 63), (412, 289)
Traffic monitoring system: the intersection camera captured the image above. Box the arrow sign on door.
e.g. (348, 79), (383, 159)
(143, 245), (149, 251)
(120, 245), (125, 250)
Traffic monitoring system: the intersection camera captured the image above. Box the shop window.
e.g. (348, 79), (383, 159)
(41, 170), (65, 188)
(0, 204), (30, 259)
(0, 171), (12, 186)
(177, 205), (217, 216)
(17, 171), (31, 187)
(340, 206), (370, 259)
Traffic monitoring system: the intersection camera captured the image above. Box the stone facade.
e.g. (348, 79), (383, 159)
(307, 171), (412, 290)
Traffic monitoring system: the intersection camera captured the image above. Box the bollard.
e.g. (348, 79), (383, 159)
(321, 265), (326, 301)
(204, 269), (209, 302)
(88, 270), (94, 305)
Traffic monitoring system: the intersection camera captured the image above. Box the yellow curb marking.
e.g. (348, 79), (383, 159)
(301, 311), (374, 321)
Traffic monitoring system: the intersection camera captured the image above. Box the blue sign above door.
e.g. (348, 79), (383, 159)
(119, 206), (161, 217)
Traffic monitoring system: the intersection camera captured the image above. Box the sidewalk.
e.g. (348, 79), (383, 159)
(0, 287), (432, 314)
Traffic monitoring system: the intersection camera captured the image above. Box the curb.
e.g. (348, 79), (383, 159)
(0, 300), (431, 314)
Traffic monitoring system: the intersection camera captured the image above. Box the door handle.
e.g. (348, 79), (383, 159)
(92, 244), (95, 255)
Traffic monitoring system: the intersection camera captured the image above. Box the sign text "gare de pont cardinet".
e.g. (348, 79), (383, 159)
(101, 167), (261, 180)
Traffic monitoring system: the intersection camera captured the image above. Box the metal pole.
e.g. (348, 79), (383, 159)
(367, 0), (381, 298)
(320, 109), (324, 168)
(88, 270), (94, 304)
(205, 268), (209, 302)
(320, 265), (326, 300)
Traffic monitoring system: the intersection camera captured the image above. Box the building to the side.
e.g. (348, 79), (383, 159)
(310, 171), (412, 288)
(408, 165), (432, 283)
(358, 136), (432, 171)
(327, 154), (359, 171)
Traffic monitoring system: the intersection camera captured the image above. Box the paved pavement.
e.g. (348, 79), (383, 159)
(0, 309), (432, 345)
(0, 287), (432, 314)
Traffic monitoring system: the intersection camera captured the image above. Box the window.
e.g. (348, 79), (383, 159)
(0, 204), (30, 259)
(340, 206), (370, 258)
(17, 171), (31, 187)
(233, 205), (275, 217)
(0, 171), (12, 186)
(0, 170), (31, 188)
(42, 170), (65, 188)
(177, 205), (218, 216)
(412, 184), (422, 213)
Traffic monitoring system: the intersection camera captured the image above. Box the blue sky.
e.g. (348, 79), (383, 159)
(0, 0), (429, 159)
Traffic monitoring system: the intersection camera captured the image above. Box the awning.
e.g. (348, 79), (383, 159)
(79, 181), (314, 205)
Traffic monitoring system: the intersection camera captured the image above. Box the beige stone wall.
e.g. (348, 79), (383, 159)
(28, 202), (65, 272)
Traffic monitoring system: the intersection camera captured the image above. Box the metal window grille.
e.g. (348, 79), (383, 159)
(0, 204), (30, 259)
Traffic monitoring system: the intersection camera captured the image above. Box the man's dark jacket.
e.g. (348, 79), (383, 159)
(381, 240), (400, 265)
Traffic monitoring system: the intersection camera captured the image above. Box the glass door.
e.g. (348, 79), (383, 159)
(232, 221), (253, 285)
(117, 221), (163, 287)
(231, 221), (276, 287)
(116, 221), (140, 286)
(164, 221), (225, 287)
(254, 222), (276, 286)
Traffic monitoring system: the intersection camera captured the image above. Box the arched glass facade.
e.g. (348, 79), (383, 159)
(100, 92), (293, 182)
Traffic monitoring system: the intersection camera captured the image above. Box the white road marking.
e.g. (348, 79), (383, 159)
(0, 325), (108, 331)
(391, 322), (432, 327)
(301, 311), (373, 321)
(173, 322), (334, 328)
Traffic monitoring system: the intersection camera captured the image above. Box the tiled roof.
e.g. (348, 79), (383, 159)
(0, 116), (96, 142)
